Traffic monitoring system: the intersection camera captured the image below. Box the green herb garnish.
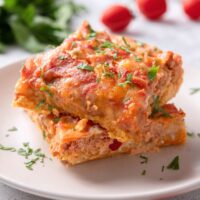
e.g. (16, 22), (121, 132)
(77, 63), (94, 71)
(0, 142), (48, 170)
(120, 37), (132, 53)
(103, 72), (115, 78)
(136, 41), (144, 47)
(148, 65), (159, 81)
(53, 117), (60, 123)
(120, 46), (132, 53)
(190, 88), (200, 95)
(141, 170), (146, 175)
(8, 126), (18, 132)
(167, 156), (180, 170)
(118, 71), (122, 79)
(118, 73), (134, 87)
(0, 144), (16, 152)
(43, 131), (46, 139)
(122, 36), (131, 48)
(95, 49), (106, 54)
(96, 77), (101, 83)
(133, 55), (142, 62)
(87, 26), (96, 39)
(150, 96), (171, 118)
(25, 157), (40, 170)
(58, 55), (68, 60)
(101, 41), (114, 49)
(35, 100), (45, 109)
(140, 155), (148, 164)
(48, 105), (54, 112)
(40, 86), (53, 97)
(113, 52), (118, 59)
(187, 132), (195, 137)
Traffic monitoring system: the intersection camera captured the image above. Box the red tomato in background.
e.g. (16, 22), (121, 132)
(101, 4), (133, 32)
(136, 0), (167, 20)
(183, 0), (200, 20)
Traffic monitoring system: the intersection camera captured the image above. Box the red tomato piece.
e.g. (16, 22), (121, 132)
(109, 139), (122, 151)
(101, 4), (133, 32)
(136, 0), (167, 20)
(183, 0), (200, 20)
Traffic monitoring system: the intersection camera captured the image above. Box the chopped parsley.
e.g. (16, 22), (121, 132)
(77, 63), (94, 71)
(101, 41), (114, 49)
(25, 158), (40, 170)
(53, 117), (60, 123)
(0, 144), (16, 152)
(136, 41), (144, 47)
(187, 132), (195, 138)
(96, 77), (101, 83)
(120, 46), (132, 53)
(18, 142), (33, 159)
(58, 55), (68, 60)
(95, 46), (106, 54)
(167, 156), (180, 170)
(8, 126), (18, 132)
(122, 36), (131, 48)
(118, 73), (135, 87)
(0, 142), (48, 171)
(43, 131), (46, 139)
(141, 170), (146, 175)
(148, 65), (159, 81)
(35, 100), (45, 109)
(48, 105), (54, 112)
(133, 55), (142, 62)
(118, 71), (122, 79)
(140, 155), (148, 164)
(120, 37), (132, 53)
(103, 72), (115, 78)
(150, 96), (171, 118)
(87, 26), (96, 39)
(190, 88), (200, 95)
(40, 86), (53, 97)
(104, 63), (109, 67)
(113, 52), (118, 59)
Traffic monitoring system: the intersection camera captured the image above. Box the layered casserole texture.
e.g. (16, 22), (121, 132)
(13, 21), (186, 165)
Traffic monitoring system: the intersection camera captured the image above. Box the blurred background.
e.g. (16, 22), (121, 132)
(0, 0), (200, 69)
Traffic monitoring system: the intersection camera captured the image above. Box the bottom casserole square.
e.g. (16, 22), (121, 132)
(27, 104), (186, 165)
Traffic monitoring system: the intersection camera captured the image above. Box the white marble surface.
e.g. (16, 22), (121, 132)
(0, 0), (200, 199)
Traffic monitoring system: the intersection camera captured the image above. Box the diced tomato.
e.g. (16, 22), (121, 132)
(109, 139), (122, 151)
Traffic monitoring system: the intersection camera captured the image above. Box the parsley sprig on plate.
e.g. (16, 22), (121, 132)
(0, 142), (49, 170)
(167, 156), (180, 170)
(190, 88), (200, 95)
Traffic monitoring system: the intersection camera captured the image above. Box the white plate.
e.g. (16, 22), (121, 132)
(0, 60), (200, 200)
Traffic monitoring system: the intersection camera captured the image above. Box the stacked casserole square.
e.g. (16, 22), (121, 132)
(13, 22), (186, 165)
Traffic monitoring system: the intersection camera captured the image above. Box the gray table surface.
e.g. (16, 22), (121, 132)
(0, 0), (200, 199)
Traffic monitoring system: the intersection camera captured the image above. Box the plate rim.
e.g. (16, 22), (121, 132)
(0, 59), (200, 200)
